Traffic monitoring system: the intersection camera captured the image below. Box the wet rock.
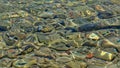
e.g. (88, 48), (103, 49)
(1, 10), (29, 19)
(103, 48), (118, 54)
(95, 5), (105, 12)
(116, 61), (120, 68)
(86, 0), (98, 4)
(0, 3), (14, 13)
(109, 5), (120, 15)
(111, 0), (120, 5)
(14, 33), (26, 40)
(64, 27), (77, 32)
(23, 26), (35, 33)
(36, 25), (43, 32)
(65, 61), (87, 68)
(0, 58), (12, 67)
(2, 32), (19, 46)
(0, 41), (6, 49)
(41, 25), (54, 33)
(37, 57), (60, 68)
(87, 64), (106, 68)
(78, 23), (101, 32)
(0, 49), (6, 58)
(56, 57), (72, 63)
(75, 5), (96, 17)
(66, 40), (79, 48)
(55, 14), (67, 19)
(19, 44), (35, 55)
(6, 49), (20, 58)
(34, 47), (54, 59)
(82, 41), (98, 47)
(38, 12), (54, 19)
(67, 19), (78, 27)
(13, 59), (27, 68)
(87, 33), (100, 40)
(99, 37), (120, 52)
(67, 11), (79, 19)
(19, 22), (34, 33)
(37, 33), (63, 46)
(71, 51), (86, 60)
(13, 58), (37, 68)
(107, 64), (119, 68)
(78, 23), (120, 32)
(24, 34), (38, 44)
(100, 29), (119, 38)
(99, 39), (117, 48)
(37, 34), (50, 44)
(97, 11), (114, 19)
(0, 21), (11, 30)
(65, 33), (81, 40)
(72, 18), (89, 25)
(58, 20), (66, 26)
(93, 49), (115, 61)
(0, 25), (8, 31)
(52, 23), (64, 30)
(30, 64), (40, 68)
(50, 42), (70, 51)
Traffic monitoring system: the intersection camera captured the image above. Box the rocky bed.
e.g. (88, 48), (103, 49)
(0, 0), (120, 68)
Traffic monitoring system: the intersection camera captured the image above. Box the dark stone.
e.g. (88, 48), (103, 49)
(65, 27), (77, 32)
(59, 20), (65, 26)
(78, 23), (120, 32)
(78, 23), (100, 32)
(53, 15), (59, 18)
(0, 26), (8, 31)
(36, 25), (43, 32)
(97, 11), (113, 19)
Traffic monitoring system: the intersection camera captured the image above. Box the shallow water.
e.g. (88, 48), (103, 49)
(0, 0), (120, 68)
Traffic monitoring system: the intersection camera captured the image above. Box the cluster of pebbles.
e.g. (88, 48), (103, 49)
(0, 0), (120, 68)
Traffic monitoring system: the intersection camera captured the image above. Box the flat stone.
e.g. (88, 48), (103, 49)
(65, 61), (87, 68)
(56, 57), (72, 63)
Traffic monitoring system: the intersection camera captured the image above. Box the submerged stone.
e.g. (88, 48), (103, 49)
(93, 49), (115, 61)
(0, 26), (8, 31)
(97, 11), (113, 19)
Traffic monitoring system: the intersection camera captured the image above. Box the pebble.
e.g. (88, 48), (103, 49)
(87, 33), (100, 40)
(41, 25), (54, 33)
(39, 12), (54, 19)
(95, 5), (105, 11)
